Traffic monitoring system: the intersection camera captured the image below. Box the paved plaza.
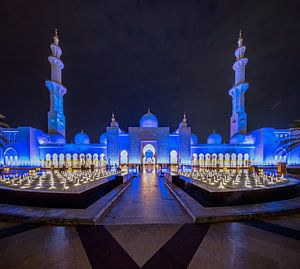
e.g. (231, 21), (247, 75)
(0, 172), (299, 268)
(0, 217), (300, 268)
(100, 173), (191, 224)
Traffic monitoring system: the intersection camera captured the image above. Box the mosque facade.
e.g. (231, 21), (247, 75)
(0, 30), (299, 169)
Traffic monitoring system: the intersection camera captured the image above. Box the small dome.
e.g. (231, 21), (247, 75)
(207, 131), (222, 144)
(99, 132), (107, 145)
(140, 110), (159, 128)
(38, 136), (48, 145)
(74, 131), (90, 144)
(230, 133), (246, 144)
(191, 133), (198, 145)
(38, 134), (50, 145)
(244, 134), (255, 144)
(50, 134), (66, 145)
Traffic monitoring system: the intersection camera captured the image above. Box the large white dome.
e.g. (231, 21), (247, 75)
(140, 110), (159, 128)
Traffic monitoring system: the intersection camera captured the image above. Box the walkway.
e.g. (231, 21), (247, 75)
(100, 173), (191, 224)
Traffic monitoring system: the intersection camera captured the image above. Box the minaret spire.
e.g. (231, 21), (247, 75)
(183, 112), (187, 124)
(53, 28), (59, 45)
(179, 112), (188, 128)
(110, 111), (119, 127)
(238, 30), (243, 47)
(229, 30), (249, 137)
(45, 28), (67, 138)
(111, 111), (115, 122)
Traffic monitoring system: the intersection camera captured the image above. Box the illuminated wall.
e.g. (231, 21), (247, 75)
(1, 124), (300, 167)
(106, 126), (120, 165)
(128, 127), (170, 164)
(0, 127), (44, 167)
(250, 128), (300, 166)
(178, 126), (191, 164)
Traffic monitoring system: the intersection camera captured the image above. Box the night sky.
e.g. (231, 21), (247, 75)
(1, 0), (299, 143)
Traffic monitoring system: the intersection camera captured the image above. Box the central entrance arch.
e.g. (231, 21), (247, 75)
(142, 144), (156, 165)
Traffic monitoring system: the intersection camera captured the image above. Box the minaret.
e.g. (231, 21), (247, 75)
(46, 28), (67, 137)
(229, 30), (249, 137)
(178, 112), (191, 165)
(107, 111), (119, 166)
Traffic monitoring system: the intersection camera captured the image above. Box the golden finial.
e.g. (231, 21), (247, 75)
(53, 28), (59, 45)
(238, 29), (243, 47)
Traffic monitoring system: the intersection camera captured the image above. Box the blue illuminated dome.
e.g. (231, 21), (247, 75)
(99, 132), (107, 145)
(207, 131), (222, 144)
(38, 134), (50, 145)
(191, 133), (198, 145)
(244, 134), (255, 144)
(140, 109), (159, 128)
(74, 131), (90, 144)
(230, 133), (247, 144)
(50, 134), (66, 144)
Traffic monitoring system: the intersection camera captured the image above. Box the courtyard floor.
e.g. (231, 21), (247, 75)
(100, 173), (191, 224)
(0, 173), (299, 268)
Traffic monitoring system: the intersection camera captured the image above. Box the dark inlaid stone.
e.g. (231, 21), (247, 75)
(142, 223), (210, 269)
(0, 223), (43, 239)
(76, 225), (139, 269)
(241, 219), (300, 241)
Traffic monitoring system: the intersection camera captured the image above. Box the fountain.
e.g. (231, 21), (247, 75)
(49, 173), (56, 190)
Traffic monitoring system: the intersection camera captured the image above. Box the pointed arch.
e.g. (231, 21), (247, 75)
(199, 154), (204, 167)
(211, 153), (217, 167)
(170, 150), (178, 164)
(237, 153), (243, 167)
(192, 153), (198, 166)
(120, 150), (129, 164)
(205, 153), (211, 167)
(218, 153), (224, 167)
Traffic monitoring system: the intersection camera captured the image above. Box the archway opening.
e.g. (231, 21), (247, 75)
(170, 150), (178, 164)
(4, 147), (18, 167)
(145, 150), (154, 164)
(142, 144), (156, 172)
(275, 148), (287, 164)
(120, 150), (129, 167)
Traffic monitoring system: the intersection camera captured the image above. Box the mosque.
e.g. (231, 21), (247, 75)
(0, 30), (299, 169)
